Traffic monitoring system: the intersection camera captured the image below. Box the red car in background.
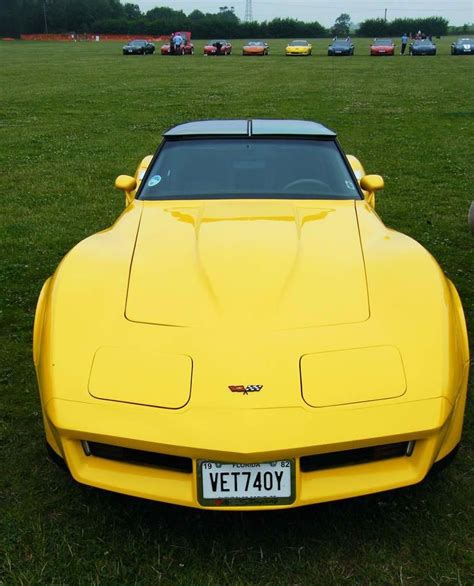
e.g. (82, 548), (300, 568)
(161, 31), (194, 55)
(370, 38), (395, 56)
(204, 39), (232, 56)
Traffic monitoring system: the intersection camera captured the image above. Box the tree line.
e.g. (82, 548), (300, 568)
(0, 1), (455, 39)
(357, 17), (449, 37)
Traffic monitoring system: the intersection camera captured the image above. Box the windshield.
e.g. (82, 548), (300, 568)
(374, 39), (392, 45)
(247, 41), (264, 46)
(333, 41), (350, 47)
(289, 41), (308, 46)
(139, 139), (360, 201)
(414, 40), (433, 46)
(131, 40), (146, 46)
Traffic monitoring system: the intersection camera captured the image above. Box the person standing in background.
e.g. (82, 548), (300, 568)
(174, 33), (184, 54)
(401, 33), (408, 55)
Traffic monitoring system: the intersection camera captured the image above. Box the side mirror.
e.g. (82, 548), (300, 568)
(360, 174), (384, 192)
(360, 174), (384, 209)
(115, 175), (137, 206)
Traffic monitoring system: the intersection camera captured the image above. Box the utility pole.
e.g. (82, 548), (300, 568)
(244, 0), (253, 22)
(43, 1), (48, 33)
(384, 8), (387, 22)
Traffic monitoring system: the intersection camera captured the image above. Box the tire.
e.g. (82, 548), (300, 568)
(46, 442), (69, 473)
(429, 445), (459, 475)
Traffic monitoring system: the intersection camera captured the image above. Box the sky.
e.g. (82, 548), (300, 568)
(135, 0), (473, 26)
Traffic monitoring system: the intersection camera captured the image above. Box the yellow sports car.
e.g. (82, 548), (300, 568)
(285, 39), (312, 56)
(34, 119), (469, 510)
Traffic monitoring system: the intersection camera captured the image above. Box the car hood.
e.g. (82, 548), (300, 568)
(125, 199), (369, 329)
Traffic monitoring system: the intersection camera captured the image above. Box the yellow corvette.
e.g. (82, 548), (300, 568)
(34, 120), (469, 510)
(286, 39), (312, 56)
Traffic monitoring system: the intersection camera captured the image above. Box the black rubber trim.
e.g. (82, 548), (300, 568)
(300, 441), (412, 472)
(86, 441), (193, 474)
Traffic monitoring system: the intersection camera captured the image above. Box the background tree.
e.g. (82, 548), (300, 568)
(123, 3), (141, 20)
(332, 13), (351, 37)
(357, 16), (448, 37)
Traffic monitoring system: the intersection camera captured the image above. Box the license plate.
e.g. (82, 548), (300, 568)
(198, 460), (295, 506)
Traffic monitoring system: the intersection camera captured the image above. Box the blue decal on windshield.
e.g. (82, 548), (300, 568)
(148, 175), (162, 187)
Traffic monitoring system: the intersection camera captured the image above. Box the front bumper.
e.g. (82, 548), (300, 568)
(44, 392), (464, 510)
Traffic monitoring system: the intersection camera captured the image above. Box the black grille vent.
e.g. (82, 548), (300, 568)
(300, 441), (414, 472)
(84, 441), (193, 473)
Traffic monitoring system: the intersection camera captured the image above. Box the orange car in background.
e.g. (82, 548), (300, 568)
(242, 40), (269, 56)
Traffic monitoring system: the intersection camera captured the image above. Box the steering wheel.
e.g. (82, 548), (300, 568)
(282, 178), (330, 193)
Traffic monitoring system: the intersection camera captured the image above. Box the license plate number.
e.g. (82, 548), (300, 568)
(198, 460), (295, 506)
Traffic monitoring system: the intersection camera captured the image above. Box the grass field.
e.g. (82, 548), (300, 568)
(0, 37), (473, 584)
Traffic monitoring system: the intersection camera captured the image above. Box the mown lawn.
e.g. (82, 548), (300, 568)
(0, 37), (472, 584)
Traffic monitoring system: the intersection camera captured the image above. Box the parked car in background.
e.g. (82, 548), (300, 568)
(122, 40), (155, 55)
(161, 31), (194, 55)
(328, 39), (354, 56)
(370, 38), (395, 56)
(242, 40), (269, 56)
(285, 40), (312, 56)
(203, 40), (232, 55)
(410, 39), (437, 56)
(451, 38), (474, 55)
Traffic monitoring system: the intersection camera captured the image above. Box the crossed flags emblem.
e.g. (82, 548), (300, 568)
(229, 385), (263, 395)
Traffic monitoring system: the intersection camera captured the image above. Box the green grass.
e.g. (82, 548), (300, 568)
(0, 37), (473, 584)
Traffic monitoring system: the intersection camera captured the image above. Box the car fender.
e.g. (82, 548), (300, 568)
(35, 202), (143, 407)
(33, 277), (52, 367)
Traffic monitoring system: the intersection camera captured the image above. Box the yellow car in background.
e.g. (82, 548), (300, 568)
(286, 40), (312, 56)
(34, 119), (469, 510)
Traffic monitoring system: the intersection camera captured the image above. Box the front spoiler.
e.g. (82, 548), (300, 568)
(43, 395), (461, 510)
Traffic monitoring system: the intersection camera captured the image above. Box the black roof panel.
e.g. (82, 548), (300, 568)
(164, 119), (336, 138)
